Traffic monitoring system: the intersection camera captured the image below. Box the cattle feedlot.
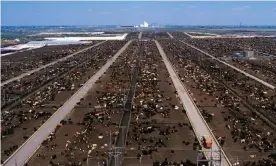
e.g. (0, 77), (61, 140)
(1, 31), (276, 166)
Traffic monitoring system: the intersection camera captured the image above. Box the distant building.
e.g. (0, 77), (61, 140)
(244, 51), (254, 58)
(140, 21), (149, 28)
(120, 25), (135, 28)
(232, 51), (254, 59)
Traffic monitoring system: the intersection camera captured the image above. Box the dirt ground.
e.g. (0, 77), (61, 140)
(1, 41), (127, 162)
(1, 42), (98, 81)
(26, 41), (197, 166)
(141, 32), (171, 40)
(123, 41), (196, 165)
(159, 39), (276, 165)
(27, 41), (138, 166)
(3, 36), (276, 166)
(184, 37), (276, 87)
(226, 59), (276, 87)
(126, 32), (139, 40)
(169, 32), (191, 39)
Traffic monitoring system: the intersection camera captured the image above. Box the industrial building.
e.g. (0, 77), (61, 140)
(232, 51), (255, 59)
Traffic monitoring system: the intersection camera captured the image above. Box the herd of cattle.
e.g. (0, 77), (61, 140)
(1, 41), (127, 162)
(1, 44), (95, 82)
(159, 39), (276, 166)
(1, 32), (276, 166)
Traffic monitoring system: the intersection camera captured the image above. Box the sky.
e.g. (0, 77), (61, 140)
(1, 1), (276, 26)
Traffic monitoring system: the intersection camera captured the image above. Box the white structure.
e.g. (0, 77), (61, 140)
(245, 51), (254, 58)
(140, 21), (149, 28)
(232, 51), (254, 60)
(36, 32), (104, 36)
(1, 33), (128, 56)
(183, 32), (276, 39)
(1, 44), (42, 51)
(45, 33), (128, 41)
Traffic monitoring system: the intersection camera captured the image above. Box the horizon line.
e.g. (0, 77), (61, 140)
(2, 25), (276, 27)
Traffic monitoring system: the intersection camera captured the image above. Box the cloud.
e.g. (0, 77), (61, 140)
(232, 6), (250, 11)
